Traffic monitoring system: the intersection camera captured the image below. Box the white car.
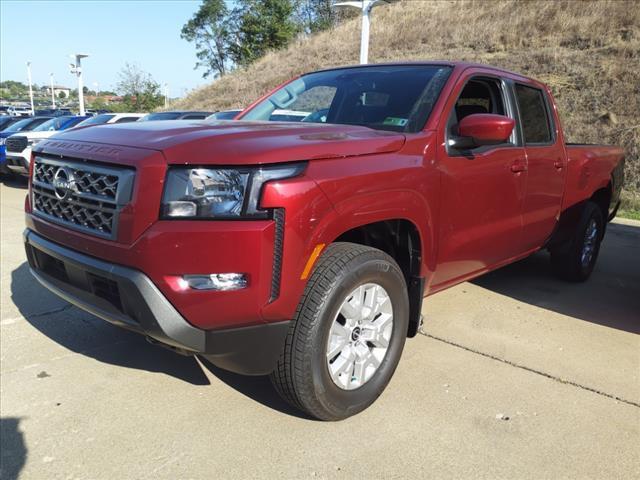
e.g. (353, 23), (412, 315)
(5, 116), (88, 175)
(73, 112), (146, 128)
(9, 106), (34, 117)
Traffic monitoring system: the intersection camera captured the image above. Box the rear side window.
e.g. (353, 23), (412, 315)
(515, 84), (552, 144)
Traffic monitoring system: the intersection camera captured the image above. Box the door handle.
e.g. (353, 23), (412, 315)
(510, 163), (527, 173)
(554, 160), (566, 169)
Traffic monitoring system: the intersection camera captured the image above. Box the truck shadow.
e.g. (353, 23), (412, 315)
(10, 262), (210, 386)
(197, 359), (314, 420)
(0, 417), (27, 480)
(9, 263), (311, 418)
(472, 221), (640, 334)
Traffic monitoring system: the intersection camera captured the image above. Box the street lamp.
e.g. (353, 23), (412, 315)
(332, 0), (398, 64)
(69, 53), (89, 115)
(50, 73), (56, 109)
(164, 83), (169, 109)
(26, 62), (35, 114)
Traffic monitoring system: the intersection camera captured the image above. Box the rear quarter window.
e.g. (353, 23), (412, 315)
(515, 84), (552, 144)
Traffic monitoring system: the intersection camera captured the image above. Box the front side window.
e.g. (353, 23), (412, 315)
(515, 84), (552, 144)
(241, 65), (452, 133)
(447, 77), (507, 138)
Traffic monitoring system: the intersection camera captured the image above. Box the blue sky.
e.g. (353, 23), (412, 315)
(0, 0), (218, 97)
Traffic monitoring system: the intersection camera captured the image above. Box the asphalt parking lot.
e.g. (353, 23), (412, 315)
(1, 175), (639, 480)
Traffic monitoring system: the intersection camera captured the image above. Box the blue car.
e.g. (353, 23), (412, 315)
(0, 117), (53, 174)
(4, 116), (90, 175)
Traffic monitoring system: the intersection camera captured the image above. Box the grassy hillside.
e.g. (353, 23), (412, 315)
(175, 0), (640, 198)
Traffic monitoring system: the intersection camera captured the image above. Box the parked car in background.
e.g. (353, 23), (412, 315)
(73, 113), (146, 128)
(5, 116), (89, 174)
(0, 116), (53, 174)
(139, 111), (212, 121)
(8, 105), (34, 117)
(207, 110), (243, 120)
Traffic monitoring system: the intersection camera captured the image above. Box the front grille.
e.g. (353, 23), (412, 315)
(32, 156), (135, 240)
(6, 136), (28, 152)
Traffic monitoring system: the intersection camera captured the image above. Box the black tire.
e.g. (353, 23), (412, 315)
(270, 242), (409, 421)
(550, 201), (605, 282)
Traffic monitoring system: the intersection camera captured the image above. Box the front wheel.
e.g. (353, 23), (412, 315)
(550, 201), (605, 282)
(271, 242), (409, 421)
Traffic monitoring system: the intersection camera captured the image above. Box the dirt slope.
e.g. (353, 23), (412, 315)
(175, 0), (639, 190)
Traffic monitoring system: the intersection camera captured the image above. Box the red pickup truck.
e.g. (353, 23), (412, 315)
(24, 62), (624, 420)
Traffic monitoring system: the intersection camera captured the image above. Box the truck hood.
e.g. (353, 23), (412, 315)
(44, 120), (406, 165)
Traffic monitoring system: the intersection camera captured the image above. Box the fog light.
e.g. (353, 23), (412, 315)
(182, 273), (247, 291)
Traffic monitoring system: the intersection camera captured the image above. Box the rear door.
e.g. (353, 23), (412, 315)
(514, 83), (567, 250)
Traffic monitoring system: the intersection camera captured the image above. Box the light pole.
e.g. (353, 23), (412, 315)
(164, 83), (169, 109)
(50, 73), (56, 109)
(26, 62), (35, 114)
(69, 53), (89, 115)
(93, 81), (100, 96)
(332, 0), (397, 64)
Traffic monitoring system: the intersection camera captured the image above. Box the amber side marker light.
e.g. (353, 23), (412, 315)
(300, 243), (326, 280)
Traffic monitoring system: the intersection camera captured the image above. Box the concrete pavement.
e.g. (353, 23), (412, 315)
(1, 176), (639, 479)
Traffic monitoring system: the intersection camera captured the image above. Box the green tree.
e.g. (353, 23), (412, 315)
(295, 0), (338, 33)
(230, 0), (299, 67)
(181, 0), (231, 78)
(115, 63), (163, 111)
(57, 91), (66, 99)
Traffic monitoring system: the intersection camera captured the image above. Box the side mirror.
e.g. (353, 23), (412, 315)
(450, 114), (515, 150)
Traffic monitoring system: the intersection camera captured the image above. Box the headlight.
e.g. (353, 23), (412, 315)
(161, 164), (305, 219)
(0, 138), (5, 146)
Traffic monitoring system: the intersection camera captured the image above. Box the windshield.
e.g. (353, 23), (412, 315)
(0, 117), (15, 130)
(62, 117), (88, 129)
(76, 114), (115, 126)
(3, 118), (40, 133)
(140, 112), (182, 121)
(33, 117), (69, 132)
(241, 65), (452, 132)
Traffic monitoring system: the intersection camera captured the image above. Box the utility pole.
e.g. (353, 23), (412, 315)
(332, 0), (397, 64)
(69, 53), (89, 115)
(50, 73), (56, 109)
(26, 62), (35, 114)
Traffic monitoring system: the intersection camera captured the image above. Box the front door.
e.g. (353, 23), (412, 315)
(432, 73), (527, 288)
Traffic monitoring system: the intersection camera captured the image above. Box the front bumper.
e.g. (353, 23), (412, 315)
(24, 229), (291, 375)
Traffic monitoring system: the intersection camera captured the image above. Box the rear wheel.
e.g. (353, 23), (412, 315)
(550, 201), (604, 282)
(270, 242), (409, 421)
